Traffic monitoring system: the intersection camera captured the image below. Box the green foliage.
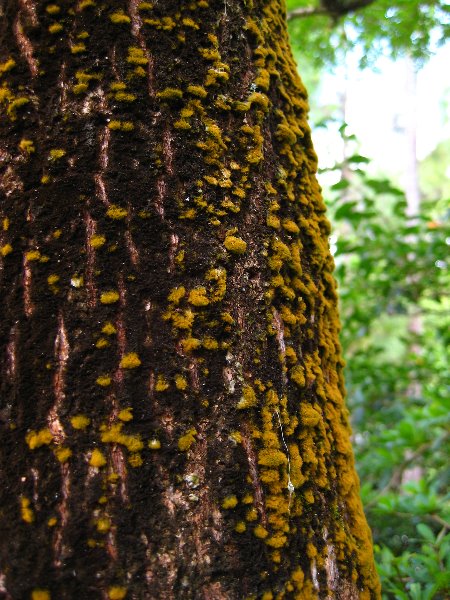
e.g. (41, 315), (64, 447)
(322, 124), (450, 598)
(287, 0), (450, 68)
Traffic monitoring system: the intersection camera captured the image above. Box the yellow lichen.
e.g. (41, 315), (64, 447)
(237, 385), (257, 409)
(48, 23), (63, 34)
(254, 524), (269, 539)
(106, 205), (128, 220)
(168, 286), (186, 304)
(108, 587), (127, 600)
(110, 10), (131, 23)
(222, 495), (238, 509)
(181, 337), (201, 352)
(128, 453), (143, 467)
(96, 517), (111, 533)
(100, 423), (144, 453)
(26, 428), (53, 449)
(1, 244), (12, 256)
(235, 521), (246, 533)
(102, 322), (117, 335)
(31, 590), (50, 600)
(53, 446), (72, 463)
(47, 274), (60, 285)
(100, 291), (119, 304)
(118, 408), (133, 422)
(96, 375), (111, 387)
(175, 374), (188, 390)
(19, 139), (35, 154)
(178, 428), (197, 451)
(20, 497), (34, 523)
(96, 338), (109, 349)
(188, 287), (209, 307)
(90, 448), (107, 468)
(49, 149), (66, 160)
(120, 352), (141, 369)
(156, 88), (183, 102)
(148, 439), (161, 450)
(155, 375), (169, 392)
(224, 235), (247, 254)
(70, 414), (90, 430)
(48, 517), (57, 527)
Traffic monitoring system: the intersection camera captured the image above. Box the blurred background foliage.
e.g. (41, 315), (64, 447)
(286, 1), (450, 598)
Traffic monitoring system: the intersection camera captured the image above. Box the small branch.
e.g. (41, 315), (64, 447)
(287, 6), (328, 20)
(287, 0), (376, 22)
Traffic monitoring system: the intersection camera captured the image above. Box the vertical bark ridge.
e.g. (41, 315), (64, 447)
(0, 1), (380, 599)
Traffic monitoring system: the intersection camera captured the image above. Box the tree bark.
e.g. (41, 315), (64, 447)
(0, 1), (380, 599)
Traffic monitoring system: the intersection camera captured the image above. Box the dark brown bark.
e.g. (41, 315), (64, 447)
(0, 1), (380, 599)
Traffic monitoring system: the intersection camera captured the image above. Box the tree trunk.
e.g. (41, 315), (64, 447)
(0, 1), (380, 599)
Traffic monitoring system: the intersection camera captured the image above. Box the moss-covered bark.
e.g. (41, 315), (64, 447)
(0, 1), (380, 598)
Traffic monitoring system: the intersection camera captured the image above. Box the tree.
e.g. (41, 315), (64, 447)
(0, 1), (380, 598)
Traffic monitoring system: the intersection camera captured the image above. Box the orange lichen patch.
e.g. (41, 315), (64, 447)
(26, 428), (53, 449)
(53, 446), (72, 463)
(119, 353), (141, 369)
(222, 495), (238, 509)
(178, 428), (197, 451)
(108, 587), (127, 600)
(20, 497), (34, 523)
(90, 448), (107, 468)
(47, 517), (57, 527)
(70, 414), (90, 430)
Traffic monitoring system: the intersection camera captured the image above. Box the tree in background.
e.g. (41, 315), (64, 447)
(0, 1), (379, 599)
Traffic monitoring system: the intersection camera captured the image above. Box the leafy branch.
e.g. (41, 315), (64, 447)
(287, 0), (376, 22)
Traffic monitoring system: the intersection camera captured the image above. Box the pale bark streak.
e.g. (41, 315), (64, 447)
(54, 463), (71, 568)
(13, 16), (38, 77)
(241, 422), (267, 527)
(84, 212), (98, 309)
(128, 0), (155, 97)
(22, 256), (34, 317)
(48, 313), (69, 444)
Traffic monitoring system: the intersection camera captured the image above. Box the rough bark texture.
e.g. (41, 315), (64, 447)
(0, 1), (380, 599)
